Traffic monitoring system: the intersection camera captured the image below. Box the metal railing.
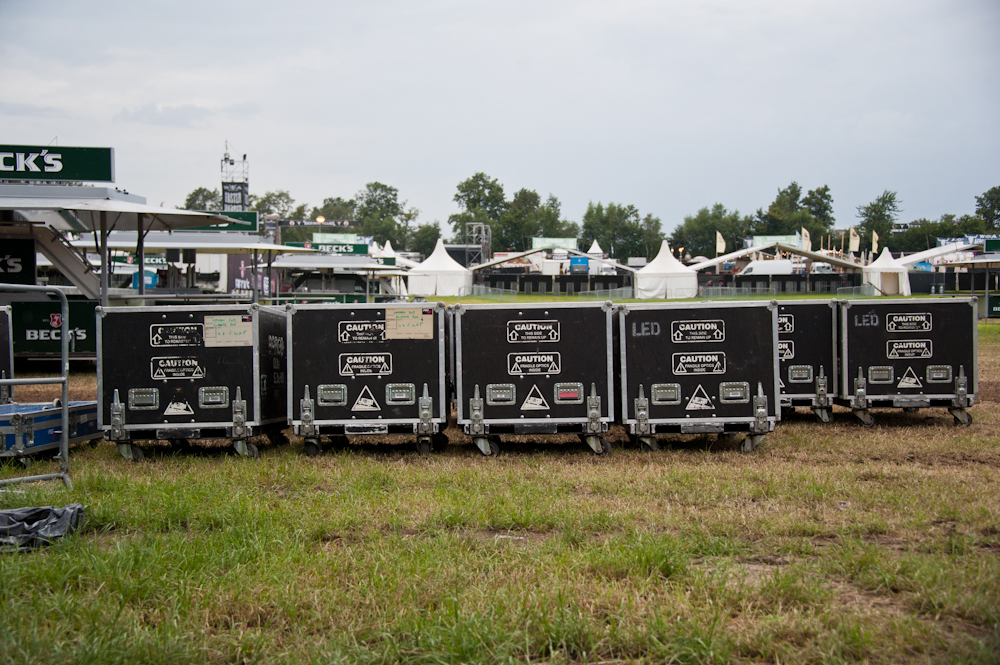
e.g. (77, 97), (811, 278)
(700, 287), (750, 300)
(470, 284), (518, 302)
(837, 284), (877, 297)
(0, 284), (72, 489)
(578, 287), (633, 300)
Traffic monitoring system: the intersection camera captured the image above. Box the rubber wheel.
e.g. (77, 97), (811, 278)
(246, 442), (260, 460)
(639, 440), (654, 452)
(303, 440), (321, 457)
(130, 444), (145, 462)
(600, 438), (612, 455)
(417, 438), (431, 456)
(955, 413), (973, 427)
(489, 441), (500, 457)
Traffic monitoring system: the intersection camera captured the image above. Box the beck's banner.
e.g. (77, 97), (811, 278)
(0, 145), (114, 182)
(0, 239), (36, 285)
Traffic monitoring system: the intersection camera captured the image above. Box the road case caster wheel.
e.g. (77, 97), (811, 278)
(474, 436), (499, 457)
(813, 408), (832, 424)
(232, 440), (259, 459)
(853, 410), (875, 428)
(416, 436), (432, 456)
(741, 434), (765, 453)
(117, 443), (145, 462)
(303, 438), (322, 457)
(637, 435), (660, 452)
(949, 408), (972, 427)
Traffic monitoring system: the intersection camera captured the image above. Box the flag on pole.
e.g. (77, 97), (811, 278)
(801, 227), (811, 252)
(715, 231), (726, 255)
(872, 230), (879, 255)
(849, 227), (860, 252)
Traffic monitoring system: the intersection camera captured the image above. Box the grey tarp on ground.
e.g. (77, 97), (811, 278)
(0, 503), (84, 551)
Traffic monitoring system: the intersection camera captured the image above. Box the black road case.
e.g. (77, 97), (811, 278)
(837, 298), (977, 426)
(287, 302), (448, 456)
(453, 302), (615, 455)
(777, 300), (837, 422)
(616, 301), (779, 451)
(0, 306), (11, 403)
(97, 304), (288, 460)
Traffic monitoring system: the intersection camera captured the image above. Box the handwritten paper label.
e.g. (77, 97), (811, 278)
(204, 315), (253, 347)
(385, 308), (433, 340)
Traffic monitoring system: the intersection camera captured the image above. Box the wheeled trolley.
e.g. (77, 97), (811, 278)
(287, 302), (448, 456)
(616, 301), (780, 452)
(777, 300), (837, 423)
(97, 303), (289, 460)
(836, 298), (977, 426)
(1, 400), (101, 461)
(452, 301), (615, 456)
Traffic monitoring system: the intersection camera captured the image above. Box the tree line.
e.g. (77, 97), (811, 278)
(184, 179), (1000, 261)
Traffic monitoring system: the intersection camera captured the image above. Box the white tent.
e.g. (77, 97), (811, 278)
(380, 241), (408, 296)
(863, 248), (911, 296)
(407, 239), (473, 296)
(587, 240), (604, 254)
(635, 240), (698, 299)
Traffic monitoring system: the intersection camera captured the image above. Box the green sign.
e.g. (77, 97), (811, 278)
(985, 239), (1000, 252)
(0, 239), (35, 285)
(0, 145), (114, 182)
(288, 242), (369, 255)
(988, 295), (1000, 318)
(11, 300), (98, 356)
(188, 210), (259, 232)
(532, 237), (578, 251)
(313, 232), (359, 244)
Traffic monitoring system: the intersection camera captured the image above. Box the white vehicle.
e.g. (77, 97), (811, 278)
(810, 262), (835, 274)
(738, 259), (794, 276)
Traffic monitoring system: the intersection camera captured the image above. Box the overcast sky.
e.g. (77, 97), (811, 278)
(2, 0), (998, 236)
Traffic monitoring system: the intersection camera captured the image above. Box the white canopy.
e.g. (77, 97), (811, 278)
(863, 248), (911, 296)
(587, 240), (604, 254)
(635, 240), (698, 299)
(406, 239), (473, 296)
(382, 240), (396, 257)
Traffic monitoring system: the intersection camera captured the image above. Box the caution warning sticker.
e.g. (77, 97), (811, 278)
(507, 320), (560, 343)
(897, 366), (923, 389)
(520, 384), (550, 410)
(777, 314), (794, 334)
(672, 352), (726, 375)
(338, 321), (385, 344)
(508, 352), (561, 375)
(886, 312), (932, 333)
(150, 324), (203, 348)
(778, 341), (795, 360)
(352, 385), (381, 411)
(163, 399), (195, 416)
(685, 384), (716, 410)
(151, 356), (206, 380)
(887, 340), (933, 359)
(671, 319), (725, 343)
(339, 353), (393, 376)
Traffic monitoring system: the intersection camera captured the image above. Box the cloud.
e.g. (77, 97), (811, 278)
(114, 103), (214, 127)
(0, 102), (62, 118)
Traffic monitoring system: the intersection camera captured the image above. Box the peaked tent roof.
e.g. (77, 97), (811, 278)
(382, 240), (397, 257)
(864, 247), (906, 272)
(587, 240), (603, 254)
(639, 240), (695, 275)
(409, 238), (471, 274)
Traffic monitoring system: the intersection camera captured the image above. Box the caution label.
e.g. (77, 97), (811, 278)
(887, 339), (932, 359)
(508, 352), (561, 375)
(777, 314), (794, 334)
(507, 320), (560, 343)
(338, 321), (385, 344)
(163, 399), (194, 416)
(352, 385), (381, 411)
(897, 366), (923, 389)
(887, 312), (932, 333)
(520, 384), (550, 410)
(150, 356), (206, 380)
(339, 353), (393, 376)
(778, 341), (795, 360)
(672, 352), (726, 375)
(671, 319), (725, 343)
(685, 384), (716, 410)
(150, 324), (203, 348)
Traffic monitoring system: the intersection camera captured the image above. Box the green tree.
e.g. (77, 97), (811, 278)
(802, 185), (835, 227)
(750, 182), (832, 242)
(182, 187), (221, 210)
(856, 190), (902, 251)
(580, 202), (662, 261)
(975, 186), (1000, 229)
(670, 204), (752, 259)
(310, 196), (356, 222)
(251, 190), (297, 217)
(454, 172), (507, 222)
(410, 222), (441, 258)
(356, 182), (405, 247)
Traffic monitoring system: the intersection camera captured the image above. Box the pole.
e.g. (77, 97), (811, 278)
(136, 212), (145, 296)
(100, 211), (108, 308)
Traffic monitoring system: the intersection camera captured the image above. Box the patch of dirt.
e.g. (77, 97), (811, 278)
(977, 381), (1000, 403)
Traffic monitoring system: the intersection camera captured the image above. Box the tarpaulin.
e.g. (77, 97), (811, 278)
(0, 503), (84, 552)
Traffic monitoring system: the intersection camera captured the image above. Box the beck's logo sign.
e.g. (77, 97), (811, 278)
(50, 313), (62, 328)
(0, 149), (62, 173)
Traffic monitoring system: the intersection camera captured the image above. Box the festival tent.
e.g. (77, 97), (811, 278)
(587, 240), (604, 254)
(406, 239), (473, 296)
(380, 240), (409, 295)
(634, 240), (698, 299)
(863, 247), (911, 296)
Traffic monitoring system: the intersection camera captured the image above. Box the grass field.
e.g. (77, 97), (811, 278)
(1, 326), (998, 664)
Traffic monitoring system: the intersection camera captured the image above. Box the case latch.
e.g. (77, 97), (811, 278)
(469, 384), (486, 436)
(815, 365), (829, 408)
(110, 388), (128, 440)
(752, 382), (769, 433)
(634, 384), (651, 435)
(299, 385), (317, 437)
(586, 383), (603, 434)
(853, 367), (868, 410)
(953, 365), (969, 408)
(231, 386), (248, 439)
(415, 383), (435, 435)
